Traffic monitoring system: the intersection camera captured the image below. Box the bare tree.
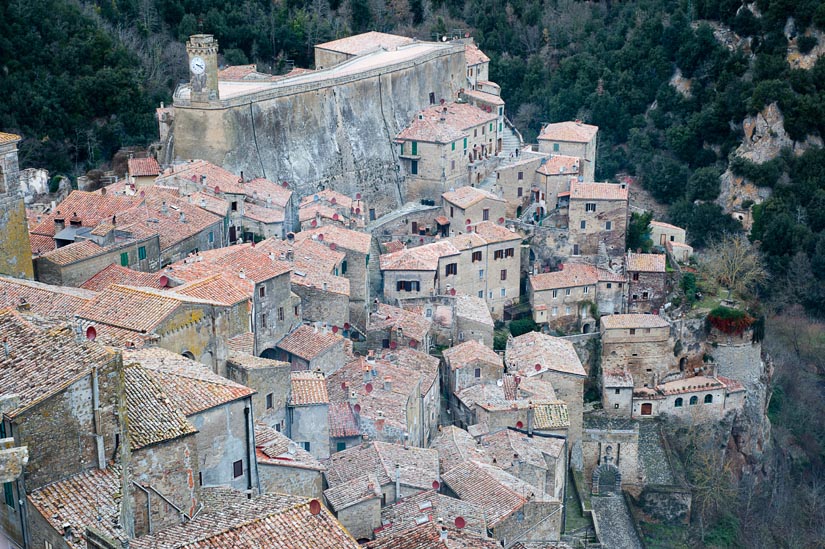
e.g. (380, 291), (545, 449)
(702, 232), (767, 300)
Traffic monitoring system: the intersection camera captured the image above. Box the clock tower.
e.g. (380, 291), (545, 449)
(186, 34), (220, 104)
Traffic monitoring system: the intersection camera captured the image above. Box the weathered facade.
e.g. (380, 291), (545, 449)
(0, 133), (34, 279)
(567, 181), (628, 259)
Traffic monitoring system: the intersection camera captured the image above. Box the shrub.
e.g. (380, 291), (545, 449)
(509, 318), (539, 337)
(706, 306), (755, 335)
(797, 35), (818, 55)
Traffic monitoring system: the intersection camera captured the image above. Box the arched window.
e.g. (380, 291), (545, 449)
(674, 397), (683, 408)
(689, 396), (698, 406)
(704, 394), (713, 404)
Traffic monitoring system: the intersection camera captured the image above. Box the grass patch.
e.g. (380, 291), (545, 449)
(639, 521), (692, 549)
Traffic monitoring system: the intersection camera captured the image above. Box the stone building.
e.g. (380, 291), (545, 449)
(79, 264), (165, 292)
(600, 314), (676, 390)
(465, 41), (490, 90)
(324, 473), (384, 541)
(374, 489), (489, 542)
(288, 371), (331, 459)
(254, 421), (325, 499)
(580, 415), (641, 495)
(534, 155), (582, 215)
(0, 133), (34, 279)
(492, 152), (548, 218)
(625, 252), (669, 313)
(441, 186), (506, 230)
(629, 375), (746, 420)
(528, 262), (625, 333)
(314, 31), (414, 69)
(226, 352), (291, 431)
(480, 429), (567, 501)
(367, 301), (433, 352)
(366, 521), (501, 549)
(127, 156), (161, 188)
(396, 102), (501, 199)
(0, 275), (95, 322)
(299, 188), (367, 231)
(276, 324), (348, 374)
(537, 121), (598, 182)
(441, 460), (562, 546)
(567, 180), (629, 259)
(506, 332), (586, 446)
(650, 220), (693, 262)
(442, 339), (503, 395)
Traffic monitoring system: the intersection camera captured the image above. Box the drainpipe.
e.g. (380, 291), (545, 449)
(91, 367), (105, 469)
(244, 406), (254, 496)
(395, 463), (401, 503)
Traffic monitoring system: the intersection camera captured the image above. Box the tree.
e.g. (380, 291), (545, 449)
(702, 233), (768, 299)
(626, 211), (653, 252)
(687, 166), (722, 201)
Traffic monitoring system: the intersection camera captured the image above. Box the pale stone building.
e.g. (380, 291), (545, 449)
(567, 180), (629, 259)
(0, 133), (34, 279)
(442, 185), (506, 230)
(650, 220), (693, 262)
(442, 339), (504, 395)
(600, 314), (676, 390)
(465, 42), (490, 90)
(537, 121), (598, 181)
(254, 422), (325, 499)
(626, 252), (669, 313)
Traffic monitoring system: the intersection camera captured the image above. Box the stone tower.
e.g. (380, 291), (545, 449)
(186, 34), (220, 104)
(0, 133), (34, 279)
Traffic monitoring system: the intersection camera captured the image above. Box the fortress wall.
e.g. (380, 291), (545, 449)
(173, 48), (466, 216)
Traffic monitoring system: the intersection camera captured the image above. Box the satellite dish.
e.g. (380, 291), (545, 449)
(535, 363), (542, 371)
(366, 383), (373, 393)
(432, 480), (440, 490)
(455, 517), (466, 529)
(309, 500), (322, 515)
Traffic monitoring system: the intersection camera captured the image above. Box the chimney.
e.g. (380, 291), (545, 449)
(16, 297), (30, 312)
(322, 282), (328, 291)
(161, 201), (169, 214)
(179, 212), (186, 223)
(286, 248), (294, 261)
(439, 527), (448, 543)
(239, 269), (246, 279)
(384, 377), (392, 392)
(200, 198), (207, 208)
(403, 432), (409, 450)
(54, 210), (65, 231)
(349, 389), (358, 406)
(69, 212), (82, 227)
(395, 463), (401, 503)
(527, 404), (534, 436)
(372, 298), (380, 313)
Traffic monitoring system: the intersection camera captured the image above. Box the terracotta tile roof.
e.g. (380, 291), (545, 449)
(0, 276), (94, 320)
(626, 252), (666, 272)
(31, 191), (141, 237)
(441, 461), (552, 527)
(465, 42), (490, 65)
(219, 64), (263, 80)
(602, 368), (634, 387)
(123, 363), (197, 450)
(716, 375), (745, 393)
(76, 285), (207, 333)
(380, 240), (460, 271)
(375, 490), (488, 540)
(130, 491), (359, 548)
(462, 88), (505, 106)
(227, 351), (290, 372)
(128, 157), (160, 177)
(80, 264), (165, 292)
(243, 201), (285, 223)
(430, 426), (491, 474)
(471, 221), (521, 244)
(329, 402), (361, 438)
(324, 441), (440, 492)
(255, 421), (324, 470)
(299, 188), (355, 211)
(569, 180), (628, 201)
(506, 332), (586, 377)
(29, 233), (55, 256)
(28, 466), (126, 549)
(454, 294), (494, 326)
(259, 237), (346, 275)
(216, 337), (249, 360)
(398, 103), (497, 143)
(299, 202), (340, 223)
(650, 220), (684, 231)
(38, 240), (112, 266)
(291, 269), (350, 296)
(369, 521), (500, 549)
(189, 191), (230, 217)
(442, 186), (502, 209)
(294, 225), (373, 255)
(324, 473), (383, 510)
(481, 429), (565, 471)
(532, 402), (571, 430)
(244, 178), (293, 207)
(0, 132), (21, 144)
(537, 155), (581, 176)
(530, 263), (599, 291)
(158, 159), (245, 195)
(443, 340), (501, 370)
(538, 121), (599, 143)
(454, 379), (559, 414)
(600, 313), (669, 330)
(316, 31), (414, 56)
(0, 309), (114, 418)
(279, 325), (343, 361)
(172, 273), (250, 306)
(654, 375), (726, 396)
(290, 371), (330, 405)
(370, 303), (433, 343)
(126, 348), (255, 415)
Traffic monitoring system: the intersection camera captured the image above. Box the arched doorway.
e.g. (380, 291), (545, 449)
(516, 206), (522, 217)
(640, 402), (653, 415)
(260, 347), (278, 360)
(679, 357), (688, 371)
(582, 322), (592, 334)
(181, 351), (195, 360)
(591, 462), (622, 495)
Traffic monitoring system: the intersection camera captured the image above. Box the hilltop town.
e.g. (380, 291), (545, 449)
(0, 31), (772, 549)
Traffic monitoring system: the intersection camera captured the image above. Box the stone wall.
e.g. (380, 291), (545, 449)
(226, 357), (291, 429)
(0, 139), (34, 279)
(491, 500), (562, 546)
(289, 404), (330, 459)
(568, 197), (627, 259)
(635, 485), (692, 524)
(627, 271), (668, 314)
(335, 498), (381, 541)
(291, 283), (349, 328)
(258, 463), (323, 499)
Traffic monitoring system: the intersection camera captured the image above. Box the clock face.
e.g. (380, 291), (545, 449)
(190, 56), (206, 75)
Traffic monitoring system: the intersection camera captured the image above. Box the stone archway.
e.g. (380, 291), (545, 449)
(260, 347), (278, 360)
(592, 462), (622, 495)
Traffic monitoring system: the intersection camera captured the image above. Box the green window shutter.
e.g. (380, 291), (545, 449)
(463, 138), (467, 149)
(342, 260), (348, 274)
(120, 252), (129, 267)
(4, 482), (13, 508)
(400, 142), (404, 155)
(499, 123), (503, 132)
(490, 123), (493, 131)
(138, 246), (146, 260)
(411, 141), (418, 156)
(553, 143), (559, 152)
(337, 441), (346, 452)
(451, 141), (456, 151)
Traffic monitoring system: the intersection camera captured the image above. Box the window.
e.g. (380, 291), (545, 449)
(517, 187), (523, 197)
(499, 107), (504, 116)
(489, 123), (493, 132)
(632, 272), (639, 281)
(583, 286), (589, 294)
(478, 269), (484, 280)
(499, 122), (503, 132)
(450, 206), (455, 217)
(572, 244), (580, 256)
(642, 291), (649, 300)
(689, 396), (698, 406)
(615, 389), (621, 395)
(266, 393), (273, 409)
(552, 307), (558, 316)
(704, 394), (713, 404)
(632, 294), (639, 300)
(500, 288), (506, 297)
(474, 129), (478, 137)
(580, 220), (586, 229)
(397, 280), (420, 292)
(452, 141), (456, 151)
(494, 250), (504, 260)
(294, 305), (299, 316)
(399, 143), (404, 155)
(120, 252), (128, 267)
(138, 246), (146, 260)
(259, 286), (266, 298)
(233, 460), (244, 478)
(451, 160), (455, 171)
(605, 221), (612, 230)
(342, 260), (348, 274)
(474, 368), (481, 378)
(565, 306), (571, 315)
(463, 138), (468, 151)
(585, 203), (597, 212)
(478, 291), (484, 298)
(4, 482), (13, 508)
(483, 209), (489, 221)
(553, 143), (559, 152)
(445, 263), (457, 276)
(301, 441), (311, 451)
(231, 201), (238, 211)
(606, 283), (612, 289)
(337, 442), (347, 452)
(518, 171), (524, 181)
(382, 338), (390, 349)
(429, 92), (435, 104)
(208, 231), (214, 243)
(671, 235), (675, 242)
(644, 328), (651, 333)
(278, 307), (284, 321)
(565, 288), (571, 296)
(472, 251), (482, 262)
(675, 398), (683, 407)
(410, 160), (418, 175)
(629, 329), (636, 335)
(505, 248), (515, 258)
(552, 289), (558, 299)
(411, 141), (418, 155)
(500, 269), (507, 281)
(641, 403), (652, 415)
(261, 313), (267, 327)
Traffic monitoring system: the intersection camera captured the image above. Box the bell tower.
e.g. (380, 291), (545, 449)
(0, 132), (34, 279)
(186, 34), (220, 104)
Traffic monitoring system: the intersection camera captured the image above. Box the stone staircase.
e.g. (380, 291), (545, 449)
(477, 123), (523, 190)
